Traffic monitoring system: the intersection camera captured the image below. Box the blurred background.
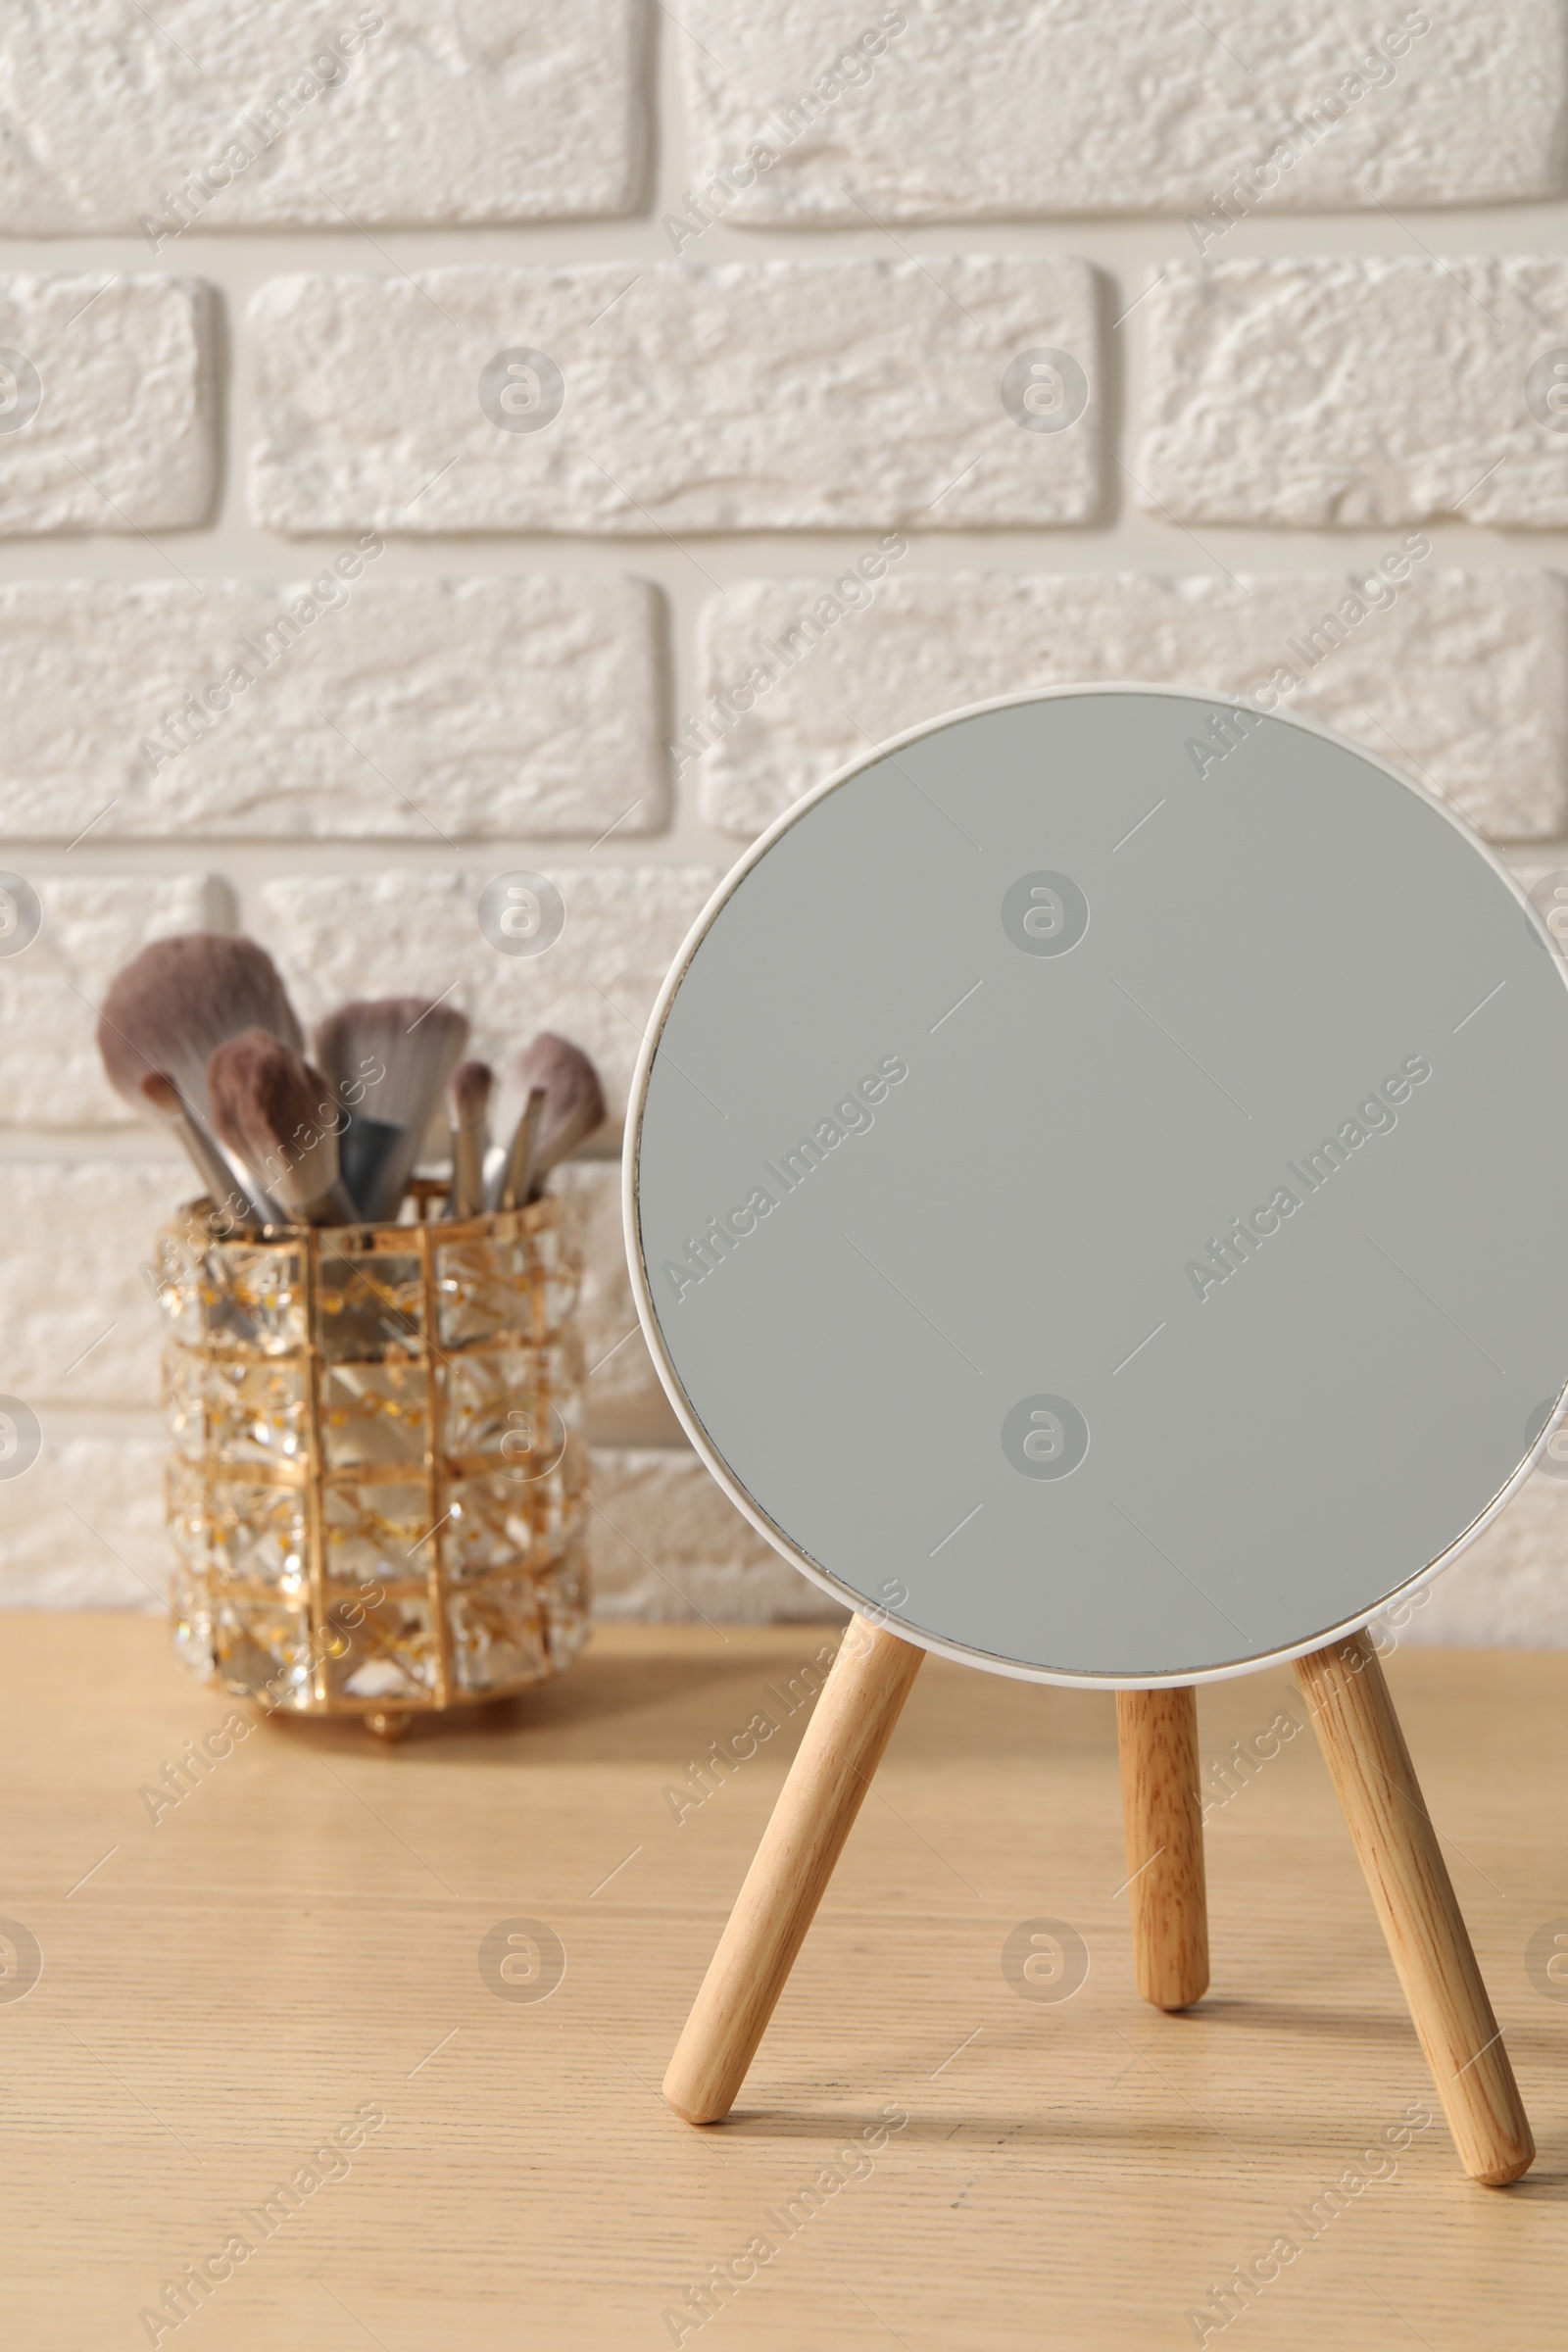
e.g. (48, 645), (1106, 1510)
(0, 1), (1564, 1643)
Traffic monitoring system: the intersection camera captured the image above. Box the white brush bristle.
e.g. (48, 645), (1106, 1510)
(315, 998), (470, 1220)
(314, 999), (469, 1133)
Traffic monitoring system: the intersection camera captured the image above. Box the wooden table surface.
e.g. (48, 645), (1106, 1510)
(2, 1616), (1564, 2349)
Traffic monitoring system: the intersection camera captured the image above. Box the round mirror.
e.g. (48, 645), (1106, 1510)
(628, 688), (1568, 1685)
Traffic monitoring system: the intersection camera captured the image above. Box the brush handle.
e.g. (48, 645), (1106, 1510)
(527, 1102), (602, 1199)
(263, 1174), (362, 1230)
(173, 1098), (280, 1228)
(339, 1113), (404, 1221)
(450, 1122), (486, 1219)
(172, 1114), (254, 1231)
(311, 1177), (363, 1227)
(365, 1127), (425, 1225)
(497, 1087), (547, 1211)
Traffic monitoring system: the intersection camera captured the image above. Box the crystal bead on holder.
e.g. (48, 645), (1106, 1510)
(154, 1181), (590, 1736)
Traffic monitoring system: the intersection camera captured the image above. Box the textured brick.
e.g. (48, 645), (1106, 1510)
(0, 1433), (168, 1608)
(1401, 1476), (1568, 1648)
(0, 275), (214, 533)
(589, 1449), (843, 1623)
(0, 2), (644, 232)
(255, 866), (719, 1116)
(1139, 258), (1568, 528)
(0, 1162), (178, 1405)
(696, 569), (1567, 842)
(680, 1), (1563, 222)
(249, 260), (1100, 534)
(0, 577), (665, 840)
(0, 875), (217, 1128)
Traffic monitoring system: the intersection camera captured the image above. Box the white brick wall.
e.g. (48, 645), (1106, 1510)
(0, 1434), (172, 1607)
(0, 576), (665, 837)
(0, 3), (647, 231)
(694, 569), (1568, 841)
(0, 1161), (177, 1402)
(248, 258), (1101, 533)
(3, 10), (1567, 1642)
(0, 875), (219, 1126)
(1139, 258), (1568, 527)
(678, 2), (1564, 220)
(0, 274), (216, 531)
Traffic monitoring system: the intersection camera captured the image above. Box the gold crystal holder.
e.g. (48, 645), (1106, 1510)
(153, 1179), (589, 1740)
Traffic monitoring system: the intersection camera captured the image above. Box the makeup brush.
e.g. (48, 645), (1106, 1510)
(208, 1031), (358, 1226)
(314, 1000), (417, 1219)
(98, 934), (304, 1130)
(313, 998), (470, 1223)
(495, 1085), (546, 1212)
(139, 1071), (257, 1230)
(490, 1033), (607, 1209)
(447, 1059), (493, 1219)
(98, 935), (305, 1219)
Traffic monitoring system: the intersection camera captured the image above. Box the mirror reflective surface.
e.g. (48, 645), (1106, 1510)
(632, 690), (1568, 1683)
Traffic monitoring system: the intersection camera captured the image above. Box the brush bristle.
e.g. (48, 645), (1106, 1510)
(98, 933), (304, 1130)
(493, 1030), (611, 1203)
(139, 1070), (182, 1118)
(313, 997), (471, 1220)
(500, 1032), (606, 1181)
(313, 998), (470, 1128)
(450, 1058), (493, 1127)
(315, 1000), (397, 1108)
(209, 1030), (341, 1213)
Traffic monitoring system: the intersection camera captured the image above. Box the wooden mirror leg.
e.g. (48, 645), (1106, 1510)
(1294, 1632), (1533, 2186)
(662, 1617), (925, 2126)
(1116, 1688), (1209, 2010)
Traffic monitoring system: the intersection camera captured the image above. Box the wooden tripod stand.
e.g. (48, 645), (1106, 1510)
(662, 1617), (1533, 2185)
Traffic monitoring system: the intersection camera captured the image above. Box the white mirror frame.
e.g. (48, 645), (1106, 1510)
(624, 682), (1568, 1689)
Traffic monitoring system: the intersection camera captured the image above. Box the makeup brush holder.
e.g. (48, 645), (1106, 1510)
(152, 1181), (589, 1740)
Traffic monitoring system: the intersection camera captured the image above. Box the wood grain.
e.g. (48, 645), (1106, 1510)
(663, 1615), (924, 2124)
(1293, 1631), (1534, 2185)
(1, 1615), (1562, 2349)
(1116, 1687), (1209, 2011)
